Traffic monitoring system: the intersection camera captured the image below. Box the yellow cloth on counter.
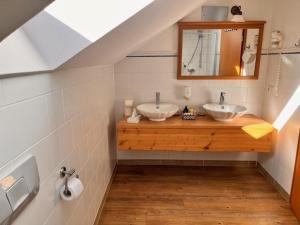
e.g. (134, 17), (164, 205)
(242, 123), (274, 139)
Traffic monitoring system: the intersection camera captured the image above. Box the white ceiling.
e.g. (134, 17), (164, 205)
(0, 0), (154, 75)
(0, 0), (203, 75)
(0, 0), (54, 41)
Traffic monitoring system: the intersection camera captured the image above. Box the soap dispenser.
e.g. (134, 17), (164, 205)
(183, 106), (189, 114)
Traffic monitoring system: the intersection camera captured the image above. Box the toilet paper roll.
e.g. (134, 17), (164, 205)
(60, 177), (84, 202)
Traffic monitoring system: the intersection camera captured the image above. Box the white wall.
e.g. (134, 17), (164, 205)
(0, 65), (116, 225)
(133, 0), (273, 55)
(22, 11), (91, 69)
(259, 0), (300, 194)
(115, 0), (273, 161)
(0, 28), (51, 75)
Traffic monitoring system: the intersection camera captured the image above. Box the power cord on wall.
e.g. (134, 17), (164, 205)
(274, 52), (282, 97)
(268, 30), (284, 97)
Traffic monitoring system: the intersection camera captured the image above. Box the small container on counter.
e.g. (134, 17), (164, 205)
(182, 106), (197, 120)
(124, 100), (134, 117)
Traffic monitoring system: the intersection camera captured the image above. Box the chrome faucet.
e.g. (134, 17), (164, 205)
(156, 92), (160, 109)
(219, 92), (226, 105)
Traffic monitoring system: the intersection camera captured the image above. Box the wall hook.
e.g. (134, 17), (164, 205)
(295, 38), (300, 47)
(60, 166), (75, 178)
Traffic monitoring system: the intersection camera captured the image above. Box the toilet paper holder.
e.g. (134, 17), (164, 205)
(59, 167), (79, 197)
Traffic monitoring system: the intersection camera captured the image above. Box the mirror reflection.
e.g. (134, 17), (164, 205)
(181, 28), (259, 77)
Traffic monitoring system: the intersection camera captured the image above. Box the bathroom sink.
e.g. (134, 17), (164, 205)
(203, 104), (247, 122)
(137, 103), (179, 121)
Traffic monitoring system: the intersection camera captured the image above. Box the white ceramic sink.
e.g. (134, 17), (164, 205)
(203, 103), (247, 122)
(137, 103), (179, 122)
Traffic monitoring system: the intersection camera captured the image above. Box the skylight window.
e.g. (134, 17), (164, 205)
(45, 0), (154, 42)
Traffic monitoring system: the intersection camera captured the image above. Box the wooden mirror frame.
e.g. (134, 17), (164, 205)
(177, 21), (266, 80)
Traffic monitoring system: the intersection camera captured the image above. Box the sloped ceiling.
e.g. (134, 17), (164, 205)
(0, 0), (154, 75)
(59, 0), (203, 69)
(0, 0), (203, 75)
(0, 0), (54, 41)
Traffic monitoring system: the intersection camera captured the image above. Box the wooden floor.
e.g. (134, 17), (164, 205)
(98, 166), (299, 225)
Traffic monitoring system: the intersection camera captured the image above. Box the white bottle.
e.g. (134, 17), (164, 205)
(184, 86), (192, 100)
(124, 100), (134, 117)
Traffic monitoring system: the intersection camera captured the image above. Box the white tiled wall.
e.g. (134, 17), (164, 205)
(0, 65), (116, 225)
(260, 54), (300, 193)
(115, 56), (268, 160)
(115, 56), (268, 113)
(258, 0), (300, 194)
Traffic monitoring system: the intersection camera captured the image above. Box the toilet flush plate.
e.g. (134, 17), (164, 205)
(0, 155), (39, 225)
(6, 177), (30, 211)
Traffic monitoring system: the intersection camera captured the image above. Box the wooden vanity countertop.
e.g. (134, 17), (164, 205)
(117, 114), (274, 152)
(117, 114), (269, 129)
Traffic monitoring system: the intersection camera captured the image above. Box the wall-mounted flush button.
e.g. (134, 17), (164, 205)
(0, 155), (39, 225)
(6, 177), (30, 211)
(0, 188), (12, 225)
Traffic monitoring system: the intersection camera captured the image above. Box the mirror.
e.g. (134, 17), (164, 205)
(177, 21), (265, 80)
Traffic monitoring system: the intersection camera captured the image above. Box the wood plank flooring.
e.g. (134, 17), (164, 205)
(98, 166), (299, 225)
